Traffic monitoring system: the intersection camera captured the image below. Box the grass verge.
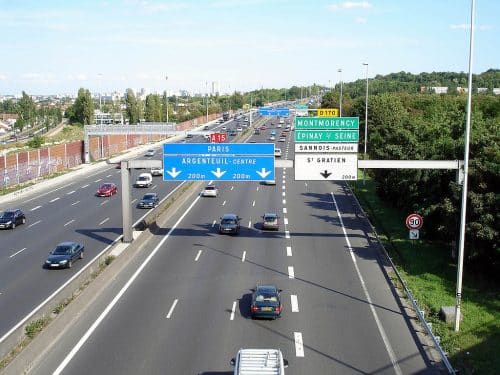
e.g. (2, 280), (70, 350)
(350, 174), (500, 375)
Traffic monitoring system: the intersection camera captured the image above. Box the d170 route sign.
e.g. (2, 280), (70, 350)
(406, 213), (423, 230)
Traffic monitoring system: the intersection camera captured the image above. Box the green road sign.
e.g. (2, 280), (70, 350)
(294, 130), (359, 143)
(294, 117), (359, 129)
(295, 104), (308, 109)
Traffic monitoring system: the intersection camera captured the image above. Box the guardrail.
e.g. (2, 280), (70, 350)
(346, 182), (456, 374)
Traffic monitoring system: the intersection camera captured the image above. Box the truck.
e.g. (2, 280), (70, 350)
(222, 111), (230, 121)
(230, 348), (288, 375)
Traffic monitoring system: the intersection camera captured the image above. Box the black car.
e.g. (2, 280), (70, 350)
(251, 285), (282, 319)
(137, 193), (159, 208)
(219, 213), (241, 234)
(45, 242), (84, 269)
(0, 209), (26, 229)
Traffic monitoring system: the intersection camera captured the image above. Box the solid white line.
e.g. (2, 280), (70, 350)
(212, 220), (216, 227)
(230, 301), (237, 320)
(282, 199), (286, 204)
(252, 200), (255, 206)
(222, 200), (226, 206)
(9, 248), (27, 258)
(81, 184), (89, 189)
(71, 201), (80, 206)
(63, 219), (75, 227)
(94, 179), (101, 183)
(283, 207), (287, 214)
(49, 197), (60, 203)
(331, 192), (403, 375)
(284, 218), (289, 225)
(67, 190), (75, 195)
(100, 200), (108, 206)
(195, 250), (202, 262)
(98, 218), (109, 226)
(286, 246), (292, 256)
(291, 295), (299, 312)
(52, 192), (200, 375)
(166, 299), (178, 319)
(28, 220), (41, 228)
(242, 251), (246, 262)
(30, 205), (42, 211)
(288, 266), (295, 279)
(294, 332), (304, 357)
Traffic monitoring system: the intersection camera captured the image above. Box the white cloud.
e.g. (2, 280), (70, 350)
(126, 1), (189, 13)
(355, 17), (367, 24)
(210, 0), (268, 7)
(328, 1), (372, 11)
(0, 74), (7, 80)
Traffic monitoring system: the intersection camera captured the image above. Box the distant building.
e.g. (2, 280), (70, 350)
(477, 88), (488, 93)
(94, 110), (124, 125)
(493, 88), (500, 95)
(0, 113), (19, 121)
(431, 87), (448, 94)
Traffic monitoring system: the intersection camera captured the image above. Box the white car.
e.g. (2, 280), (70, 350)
(236, 127), (243, 132)
(150, 167), (163, 176)
(274, 148), (282, 157)
(134, 173), (153, 187)
(263, 179), (276, 185)
(201, 185), (219, 197)
(145, 149), (155, 157)
(269, 135), (276, 141)
(221, 126), (227, 131)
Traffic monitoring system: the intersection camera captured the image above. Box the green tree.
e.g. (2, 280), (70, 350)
(17, 91), (36, 129)
(73, 88), (94, 125)
(125, 88), (141, 124)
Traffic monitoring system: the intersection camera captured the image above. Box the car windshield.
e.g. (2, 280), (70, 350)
(52, 245), (72, 255)
(138, 176), (148, 181)
(101, 184), (112, 189)
(204, 186), (216, 191)
(265, 216), (276, 222)
(143, 194), (156, 200)
(221, 219), (236, 225)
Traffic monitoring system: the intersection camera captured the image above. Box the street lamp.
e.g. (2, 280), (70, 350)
(205, 81), (209, 123)
(338, 68), (343, 116)
(165, 75), (169, 123)
(98, 73), (103, 112)
(363, 62), (369, 185)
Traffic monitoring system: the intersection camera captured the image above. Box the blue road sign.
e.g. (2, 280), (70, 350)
(258, 107), (290, 116)
(163, 143), (274, 156)
(163, 155), (275, 181)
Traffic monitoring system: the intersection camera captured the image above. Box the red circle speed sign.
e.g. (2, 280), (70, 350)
(406, 213), (423, 230)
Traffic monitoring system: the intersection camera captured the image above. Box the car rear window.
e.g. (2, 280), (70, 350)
(205, 186), (216, 190)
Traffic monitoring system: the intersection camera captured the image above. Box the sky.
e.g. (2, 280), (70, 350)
(0, 0), (498, 96)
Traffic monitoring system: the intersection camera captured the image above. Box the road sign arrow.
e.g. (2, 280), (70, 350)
(211, 168), (226, 179)
(320, 170), (332, 179)
(256, 168), (272, 178)
(166, 167), (182, 178)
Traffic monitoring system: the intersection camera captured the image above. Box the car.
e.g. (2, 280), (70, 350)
(0, 209), (26, 229)
(262, 213), (279, 230)
(231, 349), (288, 374)
(274, 148), (282, 157)
(219, 213), (241, 234)
(277, 124), (282, 128)
(269, 135), (275, 141)
(229, 130), (237, 136)
(137, 193), (159, 208)
(263, 179), (276, 185)
(260, 125), (267, 130)
(96, 183), (117, 197)
(221, 126), (227, 131)
(251, 285), (282, 319)
(134, 172), (153, 187)
(254, 128), (261, 135)
(279, 136), (286, 142)
(203, 125), (210, 130)
(150, 166), (163, 176)
(201, 184), (219, 197)
(186, 133), (194, 138)
(145, 149), (156, 157)
(236, 127), (243, 132)
(45, 242), (84, 269)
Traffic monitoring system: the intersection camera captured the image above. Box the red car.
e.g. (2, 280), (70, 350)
(260, 125), (267, 130)
(96, 183), (118, 197)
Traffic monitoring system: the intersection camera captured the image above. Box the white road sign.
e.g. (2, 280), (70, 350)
(295, 143), (358, 153)
(409, 229), (420, 240)
(294, 154), (358, 181)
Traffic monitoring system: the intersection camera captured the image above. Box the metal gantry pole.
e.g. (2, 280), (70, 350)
(165, 75), (169, 123)
(363, 62), (369, 185)
(338, 68), (343, 117)
(455, 0), (475, 332)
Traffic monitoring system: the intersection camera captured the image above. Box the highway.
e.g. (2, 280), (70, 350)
(0, 115), (247, 341)
(11, 115), (439, 374)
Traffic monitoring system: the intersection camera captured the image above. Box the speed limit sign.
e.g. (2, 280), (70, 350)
(406, 213), (423, 230)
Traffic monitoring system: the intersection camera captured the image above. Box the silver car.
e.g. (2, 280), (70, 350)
(201, 185), (219, 197)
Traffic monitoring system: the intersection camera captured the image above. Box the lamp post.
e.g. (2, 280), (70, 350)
(98, 73), (103, 112)
(165, 75), (169, 123)
(338, 68), (343, 116)
(363, 62), (369, 185)
(205, 81), (209, 123)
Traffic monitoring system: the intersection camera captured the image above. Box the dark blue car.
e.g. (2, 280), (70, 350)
(137, 193), (159, 209)
(45, 242), (84, 269)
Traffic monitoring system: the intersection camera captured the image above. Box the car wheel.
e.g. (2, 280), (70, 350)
(22, 217), (26, 224)
(79, 251), (84, 259)
(67, 260), (72, 269)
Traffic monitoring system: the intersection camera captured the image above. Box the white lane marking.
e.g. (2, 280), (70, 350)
(9, 248), (27, 258)
(305, 182), (308, 187)
(131, 198), (137, 204)
(288, 266), (295, 279)
(291, 295), (299, 312)
(94, 178), (101, 183)
(282, 199), (286, 204)
(212, 220), (216, 227)
(284, 218), (289, 225)
(49, 197), (60, 203)
(331, 192), (403, 375)
(283, 179), (286, 184)
(256, 187), (259, 191)
(230, 301), (237, 320)
(64, 219), (75, 227)
(30, 205), (42, 211)
(28, 220), (41, 228)
(67, 190), (76, 195)
(294, 332), (304, 357)
(282, 192), (286, 197)
(230, 186), (234, 191)
(81, 184), (89, 189)
(222, 200), (226, 206)
(71, 200), (80, 206)
(248, 220), (252, 228)
(282, 185), (286, 190)
(52, 189), (197, 375)
(242, 251), (247, 262)
(285, 231), (290, 239)
(106, 174), (112, 178)
(283, 207), (287, 214)
(100, 200), (108, 206)
(286, 246), (292, 256)
(99, 218), (109, 226)
(166, 299), (178, 319)
(151, 185), (157, 190)
(194, 250), (202, 262)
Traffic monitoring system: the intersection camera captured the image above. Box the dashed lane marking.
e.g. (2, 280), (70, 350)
(288, 266), (295, 279)
(30, 205), (42, 211)
(286, 246), (292, 256)
(28, 220), (41, 228)
(64, 219), (75, 227)
(9, 248), (27, 258)
(242, 251), (246, 262)
(49, 197), (60, 203)
(166, 299), (178, 319)
(195, 250), (202, 261)
(230, 301), (237, 320)
(294, 332), (304, 357)
(291, 295), (299, 312)
(99, 218), (109, 226)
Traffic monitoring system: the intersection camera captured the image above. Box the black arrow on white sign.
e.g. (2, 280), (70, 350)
(320, 170), (332, 179)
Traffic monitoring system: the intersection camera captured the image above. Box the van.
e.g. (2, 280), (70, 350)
(230, 348), (288, 375)
(134, 172), (152, 188)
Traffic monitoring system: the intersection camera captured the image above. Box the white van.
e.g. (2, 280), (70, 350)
(134, 172), (152, 187)
(230, 348), (288, 375)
